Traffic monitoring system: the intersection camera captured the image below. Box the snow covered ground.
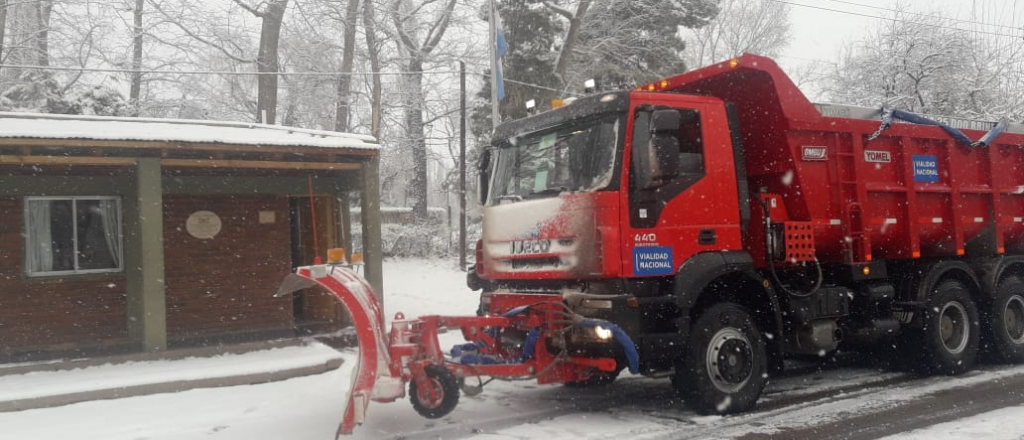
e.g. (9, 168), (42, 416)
(3, 258), (1024, 440)
(0, 344), (342, 403)
(883, 406), (1024, 440)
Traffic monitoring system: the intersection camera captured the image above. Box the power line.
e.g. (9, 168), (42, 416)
(0, 63), (464, 77)
(0, 63), (580, 95)
(770, 0), (1024, 39)
(817, 0), (1023, 32)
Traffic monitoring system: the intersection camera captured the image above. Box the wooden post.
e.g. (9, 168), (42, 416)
(361, 155), (384, 301)
(126, 158), (167, 352)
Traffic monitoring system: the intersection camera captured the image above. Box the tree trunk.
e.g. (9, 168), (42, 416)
(130, 0), (144, 116)
(36, 0), (52, 67)
(334, 0), (360, 132)
(406, 57), (428, 221)
(256, 0), (288, 124)
(0, 0), (9, 63)
(552, 0), (590, 82)
(363, 0), (382, 138)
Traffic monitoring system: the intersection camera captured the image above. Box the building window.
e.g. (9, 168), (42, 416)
(24, 196), (123, 276)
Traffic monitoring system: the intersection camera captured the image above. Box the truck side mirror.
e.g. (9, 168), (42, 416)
(476, 149), (491, 205)
(633, 109), (681, 190)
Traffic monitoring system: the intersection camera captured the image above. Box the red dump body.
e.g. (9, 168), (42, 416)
(654, 54), (1024, 264)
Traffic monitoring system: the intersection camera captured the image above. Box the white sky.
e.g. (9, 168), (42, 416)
(775, 0), (1024, 99)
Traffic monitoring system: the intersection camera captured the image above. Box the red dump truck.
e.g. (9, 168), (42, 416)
(469, 54), (1024, 414)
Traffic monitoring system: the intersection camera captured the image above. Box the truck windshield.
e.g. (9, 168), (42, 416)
(487, 114), (622, 205)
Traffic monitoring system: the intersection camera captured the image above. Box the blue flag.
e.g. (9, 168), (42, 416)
(493, 1), (507, 101)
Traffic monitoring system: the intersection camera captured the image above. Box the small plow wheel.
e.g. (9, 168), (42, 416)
(410, 365), (460, 419)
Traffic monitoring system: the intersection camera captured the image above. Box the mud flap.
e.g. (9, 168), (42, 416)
(275, 265), (401, 437)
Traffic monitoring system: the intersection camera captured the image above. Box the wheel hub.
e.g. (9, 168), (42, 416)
(939, 301), (969, 354)
(1005, 295), (1024, 344)
(417, 378), (445, 409)
(707, 328), (753, 393)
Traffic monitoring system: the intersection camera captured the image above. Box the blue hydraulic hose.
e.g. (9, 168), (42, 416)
(881, 108), (1006, 147)
(891, 109), (974, 145)
(975, 119), (1008, 147)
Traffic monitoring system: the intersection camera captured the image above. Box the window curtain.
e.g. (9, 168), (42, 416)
(26, 200), (53, 273)
(99, 199), (122, 268)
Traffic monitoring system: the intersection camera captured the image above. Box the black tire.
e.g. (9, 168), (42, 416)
(911, 280), (980, 375)
(564, 366), (621, 388)
(409, 365), (460, 419)
(985, 276), (1024, 364)
(674, 303), (768, 415)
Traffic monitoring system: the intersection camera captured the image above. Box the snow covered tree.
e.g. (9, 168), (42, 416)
(682, 0), (792, 69)
(471, 0), (563, 139)
(821, 5), (1024, 121)
(563, 0), (718, 89)
(390, 0), (458, 222)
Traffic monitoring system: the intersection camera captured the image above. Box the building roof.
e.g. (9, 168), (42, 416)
(0, 112), (379, 150)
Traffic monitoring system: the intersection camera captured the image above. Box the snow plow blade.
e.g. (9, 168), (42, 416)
(275, 265), (403, 437)
(277, 262), (636, 436)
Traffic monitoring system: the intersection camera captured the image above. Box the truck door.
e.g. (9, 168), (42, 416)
(624, 97), (742, 278)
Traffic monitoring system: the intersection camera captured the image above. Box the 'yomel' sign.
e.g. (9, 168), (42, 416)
(864, 150), (892, 163)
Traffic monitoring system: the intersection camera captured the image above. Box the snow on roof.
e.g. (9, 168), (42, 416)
(0, 111), (379, 150)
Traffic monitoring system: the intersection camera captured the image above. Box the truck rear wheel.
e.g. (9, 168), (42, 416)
(986, 276), (1024, 364)
(674, 303), (768, 414)
(912, 280), (980, 375)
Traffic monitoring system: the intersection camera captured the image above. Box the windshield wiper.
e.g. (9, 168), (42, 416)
(526, 187), (569, 198)
(497, 194), (523, 203)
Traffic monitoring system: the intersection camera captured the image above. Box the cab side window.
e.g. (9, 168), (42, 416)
(668, 109), (704, 176)
(629, 107), (706, 228)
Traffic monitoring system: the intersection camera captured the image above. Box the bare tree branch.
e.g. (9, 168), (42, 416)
(147, 0), (256, 64)
(421, 0), (455, 55)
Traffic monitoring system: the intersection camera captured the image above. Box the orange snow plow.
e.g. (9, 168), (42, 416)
(275, 260), (639, 437)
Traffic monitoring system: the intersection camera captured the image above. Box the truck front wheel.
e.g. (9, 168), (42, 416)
(674, 303), (768, 414)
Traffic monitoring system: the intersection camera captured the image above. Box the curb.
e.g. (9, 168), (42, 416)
(0, 339), (308, 378)
(0, 357), (343, 413)
(0, 338), (345, 413)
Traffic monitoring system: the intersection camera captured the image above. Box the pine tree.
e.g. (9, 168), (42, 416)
(470, 0), (563, 140)
(568, 0), (717, 89)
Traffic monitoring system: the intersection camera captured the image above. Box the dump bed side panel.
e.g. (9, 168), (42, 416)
(652, 54), (1024, 264)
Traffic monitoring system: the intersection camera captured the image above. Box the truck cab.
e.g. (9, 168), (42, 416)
(476, 90), (743, 292)
(473, 88), (753, 369)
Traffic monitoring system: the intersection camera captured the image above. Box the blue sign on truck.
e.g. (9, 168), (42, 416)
(913, 155), (940, 183)
(633, 246), (674, 276)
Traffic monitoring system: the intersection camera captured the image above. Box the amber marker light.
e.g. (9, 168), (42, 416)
(327, 248), (346, 264)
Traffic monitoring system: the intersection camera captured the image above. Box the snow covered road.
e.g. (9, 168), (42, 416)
(4, 259), (1024, 440)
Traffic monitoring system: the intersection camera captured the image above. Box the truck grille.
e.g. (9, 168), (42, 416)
(510, 257), (562, 269)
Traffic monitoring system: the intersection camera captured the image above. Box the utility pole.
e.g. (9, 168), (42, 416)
(459, 60), (468, 268)
(489, 0), (499, 130)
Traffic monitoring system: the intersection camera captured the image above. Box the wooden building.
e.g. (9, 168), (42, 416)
(0, 112), (382, 361)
